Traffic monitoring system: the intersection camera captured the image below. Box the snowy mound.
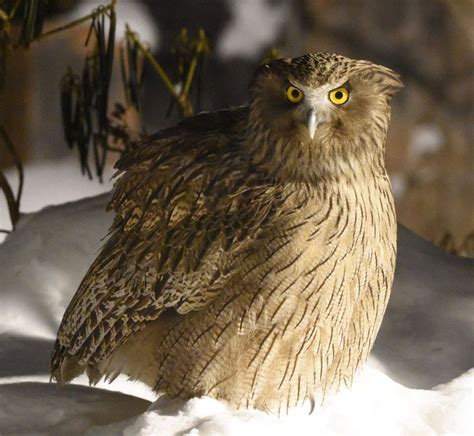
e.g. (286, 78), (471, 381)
(0, 382), (150, 435)
(108, 368), (474, 436)
(1, 368), (473, 435)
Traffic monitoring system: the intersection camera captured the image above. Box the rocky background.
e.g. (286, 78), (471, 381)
(1, 0), (473, 253)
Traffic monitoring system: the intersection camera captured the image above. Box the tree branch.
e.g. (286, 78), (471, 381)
(13, 0), (117, 47)
(125, 24), (177, 99)
(0, 170), (19, 227)
(0, 125), (24, 205)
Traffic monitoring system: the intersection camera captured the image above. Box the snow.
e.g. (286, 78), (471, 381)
(408, 123), (444, 161)
(1, 370), (473, 435)
(0, 158), (473, 435)
(389, 172), (407, 199)
(93, 367), (474, 436)
(66, 0), (160, 49)
(0, 157), (113, 239)
(376, 225), (474, 389)
(0, 382), (151, 436)
(217, 0), (287, 60)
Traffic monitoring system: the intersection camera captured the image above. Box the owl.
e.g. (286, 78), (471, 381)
(51, 53), (402, 414)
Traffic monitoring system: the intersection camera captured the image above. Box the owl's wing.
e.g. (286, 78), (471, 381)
(51, 107), (283, 378)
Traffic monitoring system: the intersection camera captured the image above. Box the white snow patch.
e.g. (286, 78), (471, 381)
(0, 382), (151, 436)
(0, 195), (112, 336)
(65, 0), (159, 49)
(217, 0), (287, 59)
(1, 367), (472, 436)
(0, 373), (155, 402)
(0, 157), (113, 240)
(106, 367), (473, 436)
(389, 172), (408, 199)
(0, 158), (114, 335)
(409, 123), (444, 161)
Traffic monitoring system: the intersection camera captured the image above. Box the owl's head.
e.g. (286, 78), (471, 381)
(248, 53), (403, 182)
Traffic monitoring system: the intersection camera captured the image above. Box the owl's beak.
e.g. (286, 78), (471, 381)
(307, 109), (317, 140)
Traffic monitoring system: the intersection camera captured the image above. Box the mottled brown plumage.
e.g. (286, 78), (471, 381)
(51, 53), (402, 413)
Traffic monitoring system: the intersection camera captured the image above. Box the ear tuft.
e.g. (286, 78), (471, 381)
(375, 66), (403, 99)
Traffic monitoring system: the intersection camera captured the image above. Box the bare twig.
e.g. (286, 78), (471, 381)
(13, 0), (117, 47)
(0, 126), (23, 229)
(182, 29), (208, 96)
(126, 25), (209, 118)
(8, 0), (22, 19)
(0, 126), (24, 228)
(0, 126), (24, 205)
(120, 30), (145, 112)
(0, 170), (19, 228)
(125, 24), (177, 98)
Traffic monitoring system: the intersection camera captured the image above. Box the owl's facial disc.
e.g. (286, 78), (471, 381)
(290, 81), (342, 140)
(290, 79), (353, 141)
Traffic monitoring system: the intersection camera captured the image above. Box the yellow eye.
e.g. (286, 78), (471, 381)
(329, 87), (349, 105)
(286, 85), (304, 104)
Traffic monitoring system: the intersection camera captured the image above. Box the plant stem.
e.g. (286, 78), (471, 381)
(0, 170), (19, 227)
(125, 24), (177, 98)
(9, 0), (22, 19)
(182, 29), (207, 97)
(0, 126), (23, 205)
(14, 0), (117, 47)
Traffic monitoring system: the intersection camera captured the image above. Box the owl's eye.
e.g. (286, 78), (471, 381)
(286, 85), (304, 104)
(329, 87), (349, 105)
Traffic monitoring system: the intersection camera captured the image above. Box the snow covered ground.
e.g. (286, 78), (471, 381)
(0, 159), (473, 435)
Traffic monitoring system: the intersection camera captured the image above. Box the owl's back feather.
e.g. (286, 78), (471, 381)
(51, 107), (286, 381)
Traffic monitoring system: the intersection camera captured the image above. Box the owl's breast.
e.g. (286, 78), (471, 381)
(225, 178), (397, 333)
(144, 178), (397, 411)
